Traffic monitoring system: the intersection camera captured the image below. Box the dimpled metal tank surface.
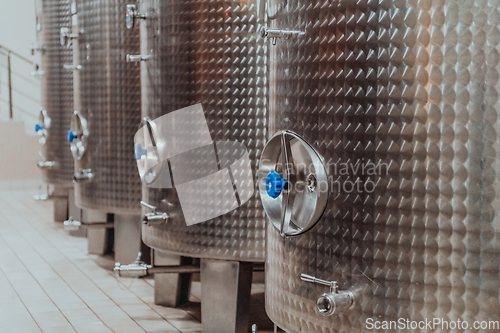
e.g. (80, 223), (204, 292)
(262, 0), (500, 332)
(72, 0), (142, 214)
(35, 0), (74, 187)
(139, 0), (267, 262)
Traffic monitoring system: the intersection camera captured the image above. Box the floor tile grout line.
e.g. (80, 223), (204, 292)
(0, 215), (78, 333)
(10, 191), (201, 329)
(3, 192), (185, 332)
(6, 191), (203, 332)
(0, 209), (130, 333)
(0, 265), (44, 333)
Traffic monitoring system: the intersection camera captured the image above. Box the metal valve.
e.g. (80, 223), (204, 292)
(126, 54), (151, 62)
(63, 217), (113, 231)
(260, 27), (305, 45)
(63, 217), (82, 231)
(60, 27), (78, 47)
(115, 252), (200, 278)
(301, 274), (354, 316)
(63, 64), (82, 71)
(141, 201), (168, 225)
(126, 4), (146, 29)
(29, 43), (45, 55)
(115, 252), (149, 278)
(31, 63), (45, 77)
(73, 169), (94, 182)
(37, 161), (57, 170)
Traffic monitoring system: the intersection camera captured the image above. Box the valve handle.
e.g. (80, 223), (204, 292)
(134, 144), (147, 160)
(35, 124), (43, 132)
(266, 171), (286, 199)
(67, 130), (77, 143)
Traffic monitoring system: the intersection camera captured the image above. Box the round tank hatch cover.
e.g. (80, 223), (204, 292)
(259, 131), (328, 236)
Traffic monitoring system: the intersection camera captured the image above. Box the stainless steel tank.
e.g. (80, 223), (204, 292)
(260, 0), (500, 332)
(34, 0), (77, 221)
(127, 0), (267, 331)
(137, 0), (267, 263)
(70, 0), (141, 214)
(67, 0), (144, 263)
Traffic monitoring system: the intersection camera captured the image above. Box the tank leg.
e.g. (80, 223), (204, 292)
(67, 189), (85, 237)
(83, 209), (110, 255)
(153, 250), (192, 307)
(52, 186), (69, 222)
(200, 259), (253, 333)
(114, 214), (149, 265)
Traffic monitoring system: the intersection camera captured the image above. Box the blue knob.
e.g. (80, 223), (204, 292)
(67, 130), (77, 143)
(266, 171), (286, 199)
(35, 124), (43, 132)
(134, 144), (147, 160)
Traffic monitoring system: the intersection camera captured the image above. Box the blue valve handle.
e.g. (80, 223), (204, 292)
(67, 130), (78, 143)
(266, 171), (286, 199)
(35, 124), (43, 132)
(134, 144), (147, 160)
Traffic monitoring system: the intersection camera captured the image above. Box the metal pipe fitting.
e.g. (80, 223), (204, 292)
(300, 274), (354, 316)
(73, 169), (93, 182)
(260, 27), (305, 45)
(114, 253), (200, 278)
(60, 27), (78, 47)
(143, 211), (169, 225)
(29, 43), (45, 55)
(63, 218), (114, 231)
(316, 290), (354, 316)
(126, 4), (147, 29)
(114, 261), (149, 278)
(141, 201), (168, 225)
(63, 64), (82, 71)
(260, 27), (305, 39)
(37, 161), (57, 170)
(126, 54), (151, 62)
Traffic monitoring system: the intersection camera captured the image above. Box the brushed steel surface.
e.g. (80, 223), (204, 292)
(140, 0), (267, 262)
(36, 0), (74, 187)
(265, 0), (500, 332)
(73, 0), (142, 214)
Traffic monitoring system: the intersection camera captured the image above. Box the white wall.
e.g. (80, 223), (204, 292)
(0, 0), (41, 133)
(0, 0), (42, 188)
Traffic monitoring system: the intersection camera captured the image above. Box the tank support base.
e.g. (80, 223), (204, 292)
(83, 210), (110, 255)
(201, 259), (253, 333)
(67, 189), (85, 237)
(114, 214), (149, 265)
(52, 186), (69, 222)
(153, 251), (192, 307)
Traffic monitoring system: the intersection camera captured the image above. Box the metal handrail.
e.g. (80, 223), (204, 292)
(0, 45), (35, 65)
(0, 63), (40, 87)
(0, 44), (40, 119)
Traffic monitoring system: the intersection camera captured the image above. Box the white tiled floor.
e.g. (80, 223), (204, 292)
(0, 190), (274, 333)
(0, 190), (275, 333)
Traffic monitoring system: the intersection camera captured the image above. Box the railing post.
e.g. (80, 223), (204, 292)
(7, 52), (13, 119)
